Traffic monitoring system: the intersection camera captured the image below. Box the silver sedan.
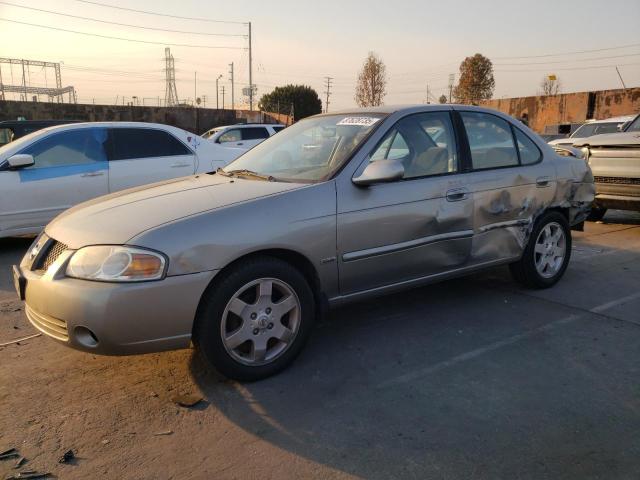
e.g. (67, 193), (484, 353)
(13, 105), (595, 381)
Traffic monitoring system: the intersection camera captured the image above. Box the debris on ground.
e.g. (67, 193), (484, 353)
(58, 449), (75, 464)
(101, 439), (110, 445)
(14, 457), (26, 468)
(171, 394), (203, 408)
(5, 471), (50, 479)
(0, 333), (42, 347)
(0, 448), (20, 460)
(153, 430), (173, 436)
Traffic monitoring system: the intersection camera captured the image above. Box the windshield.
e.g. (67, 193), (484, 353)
(571, 122), (622, 138)
(626, 116), (640, 132)
(222, 114), (386, 182)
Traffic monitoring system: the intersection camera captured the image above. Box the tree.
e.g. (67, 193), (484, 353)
(258, 84), (322, 120)
(453, 53), (495, 104)
(355, 52), (387, 107)
(540, 75), (561, 96)
(438, 94), (448, 104)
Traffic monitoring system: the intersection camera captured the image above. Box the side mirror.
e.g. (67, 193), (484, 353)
(352, 160), (404, 186)
(618, 122), (630, 132)
(7, 154), (35, 169)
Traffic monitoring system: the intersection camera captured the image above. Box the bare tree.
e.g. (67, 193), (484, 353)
(453, 53), (495, 104)
(355, 52), (387, 107)
(540, 75), (561, 96)
(438, 94), (448, 104)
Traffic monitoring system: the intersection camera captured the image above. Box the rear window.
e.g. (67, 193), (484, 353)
(242, 127), (270, 140)
(109, 128), (191, 160)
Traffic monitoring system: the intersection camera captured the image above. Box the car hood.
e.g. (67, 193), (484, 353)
(46, 174), (305, 248)
(548, 137), (584, 146)
(573, 132), (640, 148)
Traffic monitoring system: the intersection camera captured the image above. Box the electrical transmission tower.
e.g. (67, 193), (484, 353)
(0, 58), (76, 103)
(229, 62), (235, 110)
(448, 73), (455, 103)
(323, 76), (333, 113)
(164, 47), (178, 107)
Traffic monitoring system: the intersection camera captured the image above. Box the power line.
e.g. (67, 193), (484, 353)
(0, 1), (246, 37)
(495, 52), (640, 66)
(493, 42), (640, 60)
(0, 18), (245, 49)
(74, 0), (247, 24)
(495, 62), (640, 73)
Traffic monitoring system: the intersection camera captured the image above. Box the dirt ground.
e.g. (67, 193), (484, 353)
(1, 211), (639, 479)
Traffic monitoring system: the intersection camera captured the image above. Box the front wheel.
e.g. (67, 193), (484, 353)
(193, 256), (316, 381)
(509, 211), (572, 289)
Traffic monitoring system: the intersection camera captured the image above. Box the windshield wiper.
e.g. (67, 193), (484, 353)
(218, 168), (275, 181)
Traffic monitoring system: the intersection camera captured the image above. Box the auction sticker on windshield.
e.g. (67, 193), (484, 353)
(336, 117), (381, 127)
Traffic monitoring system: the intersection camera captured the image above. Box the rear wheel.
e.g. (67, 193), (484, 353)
(193, 256), (315, 381)
(509, 211), (571, 289)
(587, 206), (607, 221)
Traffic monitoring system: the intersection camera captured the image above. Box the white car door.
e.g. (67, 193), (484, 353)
(107, 127), (196, 192)
(0, 127), (109, 235)
(217, 127), (270, 150)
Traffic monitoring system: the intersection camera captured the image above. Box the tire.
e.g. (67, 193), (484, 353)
(586, 206), (607, 222)
(193, 256), (316, 381)
(509, 211), (572, 289)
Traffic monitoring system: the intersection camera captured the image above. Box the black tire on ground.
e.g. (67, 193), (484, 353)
(509, 211), (572, 289)
(586, 206), (607, 221)
(193, 256), (316, 382)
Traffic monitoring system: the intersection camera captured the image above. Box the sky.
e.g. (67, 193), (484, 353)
(1, 0), (639, 111)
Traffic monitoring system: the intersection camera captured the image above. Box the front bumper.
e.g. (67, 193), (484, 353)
(16, 245), (217, 355)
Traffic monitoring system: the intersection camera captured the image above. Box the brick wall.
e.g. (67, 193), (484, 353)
(481, 87), (640, 133)
(0, 100), (291, 134)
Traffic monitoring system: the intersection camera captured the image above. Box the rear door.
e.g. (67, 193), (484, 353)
(456, 110), (555, 263)
(0, 128), (109, 233)
(107, 127), (195, 192)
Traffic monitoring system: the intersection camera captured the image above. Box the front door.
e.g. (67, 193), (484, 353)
(337, 111), (474, 295)
(0, 127), (109, 234)
(107, 127), (195, 192)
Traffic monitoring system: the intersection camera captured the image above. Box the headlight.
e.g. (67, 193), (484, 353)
(66, 246), (167, 282)
(581, 147), (590, 162)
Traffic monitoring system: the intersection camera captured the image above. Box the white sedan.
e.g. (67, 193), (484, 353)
(0, 122), (239, 238)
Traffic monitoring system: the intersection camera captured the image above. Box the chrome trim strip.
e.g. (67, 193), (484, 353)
(342, 230), (474, 263)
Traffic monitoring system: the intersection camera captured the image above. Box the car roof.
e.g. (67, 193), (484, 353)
(213, 123), (283, 129)
(26, 121), (190, 136)
(591, 115), (636, 124)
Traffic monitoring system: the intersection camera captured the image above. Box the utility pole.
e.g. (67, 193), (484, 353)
(229, 62), (235, 110)
(221, 86), (226, 110)
(194, 71), (197, 107)
(615, 66), (627, 89)
(216, 74), (222, 109)
(248, 21), (253, 110)
(323, 76), (333, 113)
(426, 84), (431, 104)
(448, 73), (455, 103)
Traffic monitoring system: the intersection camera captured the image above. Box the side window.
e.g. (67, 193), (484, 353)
(0, 128), (14, 146)
(272, 126), (285, 133)
(242, 128), (269, 140)
(461, 112), (519, 169)
(21, 128), (107, 168)
(514, 128), (541, 165)
(218, 129), (242, 143)
(369, 112), (457, 179)
(110, 128), (191, 160)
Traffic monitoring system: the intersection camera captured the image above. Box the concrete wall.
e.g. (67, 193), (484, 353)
(481, 87), (640, 133)
(0, 100), (290, 134)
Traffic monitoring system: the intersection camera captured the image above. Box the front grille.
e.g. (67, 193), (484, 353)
(25, 304), (68, 341)
(594, 176), (640, 186)
(34, 240), (68, 272)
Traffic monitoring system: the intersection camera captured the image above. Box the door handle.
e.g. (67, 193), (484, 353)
(536, 176), (551, 187)
(80, 171), (104, 177)
(446, 188), (469, 202)
(170, 163), (190, 168)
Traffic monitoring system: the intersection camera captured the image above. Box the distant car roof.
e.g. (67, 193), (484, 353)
(0, 119), (80, 127)
(591, 115), (636, 124)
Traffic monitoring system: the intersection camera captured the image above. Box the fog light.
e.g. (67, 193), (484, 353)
(74, 326), (99, 348)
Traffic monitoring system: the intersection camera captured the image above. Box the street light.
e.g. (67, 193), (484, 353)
(216, 75), (223, 109)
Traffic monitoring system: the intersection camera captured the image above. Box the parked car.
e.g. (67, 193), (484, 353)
(548, 115), (635, 148)
(573, 113), (640, 220)
(13, 106), (594, 381)
(0, 119), (80, 146)
(0, 122), (234, 238)
(202, 123), (285, 150)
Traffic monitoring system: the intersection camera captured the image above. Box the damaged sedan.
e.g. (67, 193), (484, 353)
(13, 105), (594, 381)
